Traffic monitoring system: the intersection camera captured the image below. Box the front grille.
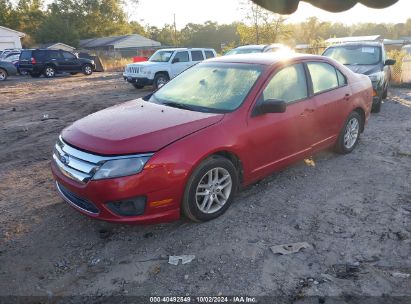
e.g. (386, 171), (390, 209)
(52, 136), (154, 184)
(56, 182), (99, 214)
(53, 137), (101, 183)
(126, 66), (140, 74)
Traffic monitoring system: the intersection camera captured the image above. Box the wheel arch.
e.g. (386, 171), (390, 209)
(154, 70), (170, 79)
(353, 107), (366, 132)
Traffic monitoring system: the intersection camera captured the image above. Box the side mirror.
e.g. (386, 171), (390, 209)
(385, 59), (396, 66)
(257, 99), (287, 114)
(172, 57), (180, 64)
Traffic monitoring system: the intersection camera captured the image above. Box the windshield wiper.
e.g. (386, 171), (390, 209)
(162, 101), (194, 111)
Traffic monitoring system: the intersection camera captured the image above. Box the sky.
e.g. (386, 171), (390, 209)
(129, 0), (411, 29)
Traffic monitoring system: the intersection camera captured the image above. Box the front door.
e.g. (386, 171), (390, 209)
(60, 51), (81, 71)
(246, 63), (317, 179)
(170, 51), (191, 78)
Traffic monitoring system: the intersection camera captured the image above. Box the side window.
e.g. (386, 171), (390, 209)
(33, 50), (47, 61)
(336, 69), (347, 86)
(173, 51), (189, 63)
(48, 50), (62, 60)
(20, 51), (32, 60)
(307, 62), (339, 94)
(204, 50), (215, 59)
(262, 63), (308, 103)
(62, 51), (76, 59)
(191, 50), (204, 61)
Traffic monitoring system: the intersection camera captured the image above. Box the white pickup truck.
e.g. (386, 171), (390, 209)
(123, 48), (217, 89)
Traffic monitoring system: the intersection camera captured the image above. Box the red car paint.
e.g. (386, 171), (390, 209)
(51, 54), (372, 224)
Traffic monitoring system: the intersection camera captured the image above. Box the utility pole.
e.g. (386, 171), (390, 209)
(173, 13), (177, 46)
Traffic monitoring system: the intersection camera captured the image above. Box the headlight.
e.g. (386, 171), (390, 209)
(91, 60), (95, 65)
(92, 156), (151, 180)
(368, 72), (383, 82)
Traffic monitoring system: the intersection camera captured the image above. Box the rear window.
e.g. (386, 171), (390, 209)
(47, 50), (62, 60)
(204, 50), (215, 59)
(191, 50), (204, 61)
(20, 50), (32, 60)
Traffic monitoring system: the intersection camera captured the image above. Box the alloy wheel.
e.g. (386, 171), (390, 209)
(0, 70), (6, 81)
(156, 76), (168, 87)
(45, 67), (55, 77)
(84, 66), (92, 75)
(343, 117), (359, 149)
(195, 167), (232, 214)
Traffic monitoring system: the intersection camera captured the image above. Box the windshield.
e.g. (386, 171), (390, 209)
(323, 45), (381, 65)
(149, 50), (174, 62)
(149, 63), (262, 113)
(225, 48), (263, 55)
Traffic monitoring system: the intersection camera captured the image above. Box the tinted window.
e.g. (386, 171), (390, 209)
(336, 69), (347, 86)
(263, 64), (308, 103)
(20, 51), (32, 60)
(62, 51), (76, 59)
(191, 50), (204, 61)
(173, 51), (189, 63)
(205, 51), (215, 59)
(47, 50), (62, 59)
(33, 50), (47, 60)
(323, 45), (381, 65)
(307, 62), (339, 94)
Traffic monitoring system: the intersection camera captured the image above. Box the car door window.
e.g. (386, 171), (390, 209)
(62, 51), (77, 60)
(262, 63), (308, 103)
(307, 62), (340, 94)
(173, 51), (189, 63)
(48, 50), (62, 60)
(205, 51), (215, 59)
(191, 50), (204, 61)
(336, 69), (347, 86)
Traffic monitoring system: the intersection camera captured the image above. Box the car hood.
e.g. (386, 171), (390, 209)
(344, 64), (381, 75)
(61, 99), (224, 155)
(127, 61), (168, 68)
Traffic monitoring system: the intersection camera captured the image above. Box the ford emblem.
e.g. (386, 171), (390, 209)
(60, 154), (69, 165)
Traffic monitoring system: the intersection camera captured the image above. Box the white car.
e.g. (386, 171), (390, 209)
(123, 48), (217, 89)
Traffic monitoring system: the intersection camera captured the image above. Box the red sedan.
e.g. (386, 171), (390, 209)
(51, 53), (373, 224)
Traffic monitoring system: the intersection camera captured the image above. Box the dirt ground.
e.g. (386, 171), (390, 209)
(0, 73), (410, 303)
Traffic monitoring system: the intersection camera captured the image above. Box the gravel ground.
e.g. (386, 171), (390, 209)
(0, 73), (410, 303)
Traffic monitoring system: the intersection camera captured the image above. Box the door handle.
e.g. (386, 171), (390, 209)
(300, 108), (315, 116)
(343, 93), (351, 100)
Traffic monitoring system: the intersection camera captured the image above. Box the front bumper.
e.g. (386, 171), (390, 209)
(51, 159), (181, 224)
(123, 75), (153, 86)
(371, 80), (384, 104)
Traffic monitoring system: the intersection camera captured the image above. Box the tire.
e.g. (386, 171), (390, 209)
(153, 73), (169, 90)
(43, 66), (56, 78)
(0, 68), (8, 81)
(372, 98), (382, 113)
(132, 83), (144, 89)
(335, 111), (362, 154)
(182, 155), (239, 222)
(70, 72), (78, 75)
(30, 72), (41, 78)
(382, 87), (388, 99)
(82, 64), (93, 76)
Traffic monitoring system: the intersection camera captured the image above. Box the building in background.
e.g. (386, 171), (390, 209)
(38, 42), (76, 52)
(0, 26), (25, 50)
(79, 34), (161, 57)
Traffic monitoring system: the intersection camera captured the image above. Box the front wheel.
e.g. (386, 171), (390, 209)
(0, 68), (8, 81)
(82, 64), (93, 76)
(335, 111), (362, 154)
(153, 73), (169, 90)
(132, 83), (144, 89)
(182, 156), (238, 222)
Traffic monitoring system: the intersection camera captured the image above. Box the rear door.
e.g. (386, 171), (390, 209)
(247, 63), (317, 178)
(47, 50), (65, 71)
(190, 50), (205, 67)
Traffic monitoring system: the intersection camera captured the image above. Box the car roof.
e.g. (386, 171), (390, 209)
(234, 45), (267, 50)
(207, 52), (324, 66)
(156, 48), (215, 52)
(326, 41), (383, 48)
